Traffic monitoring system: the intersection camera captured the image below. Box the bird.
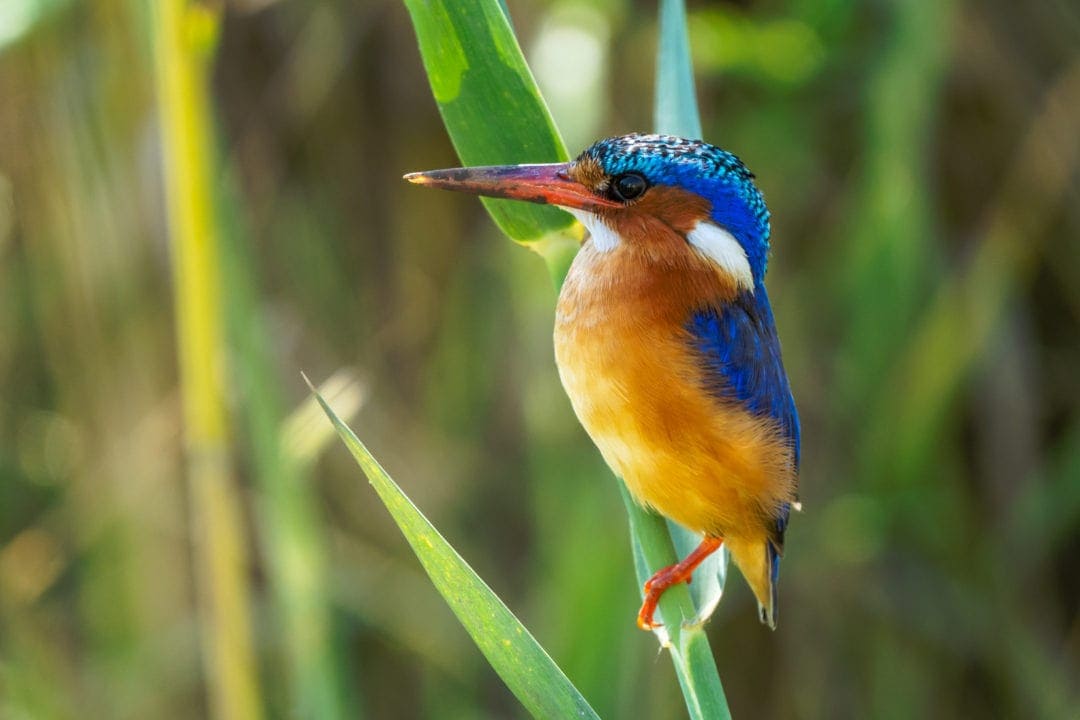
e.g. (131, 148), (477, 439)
(405, 133), (799, 630)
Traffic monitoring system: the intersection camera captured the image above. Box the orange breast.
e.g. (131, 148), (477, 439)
(554, 232), (795, 541)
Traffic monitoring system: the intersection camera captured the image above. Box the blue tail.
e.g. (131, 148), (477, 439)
(759, 540), (781, 629)
(757, 501), (789, 629)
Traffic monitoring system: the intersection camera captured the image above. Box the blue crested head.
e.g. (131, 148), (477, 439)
(577, 133), (772, 280)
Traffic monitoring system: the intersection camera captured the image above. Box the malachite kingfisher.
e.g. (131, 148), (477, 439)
(405, 134), (800, 631)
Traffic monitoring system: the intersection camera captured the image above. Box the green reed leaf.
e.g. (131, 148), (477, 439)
(403, 0), (574, 242)
(307, 379), (599, 720)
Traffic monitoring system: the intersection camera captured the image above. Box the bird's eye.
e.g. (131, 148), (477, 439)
(610, 173), (648, 202)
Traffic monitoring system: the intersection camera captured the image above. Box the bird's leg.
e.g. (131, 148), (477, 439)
(637, 536), (724, 631)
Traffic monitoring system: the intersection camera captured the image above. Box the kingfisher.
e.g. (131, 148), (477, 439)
(405, 134), (799, 630)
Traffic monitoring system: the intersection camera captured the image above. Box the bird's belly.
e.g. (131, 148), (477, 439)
(554, 268), (792, 538)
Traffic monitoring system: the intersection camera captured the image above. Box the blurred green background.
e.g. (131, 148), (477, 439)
(1, 0), (1078, 718)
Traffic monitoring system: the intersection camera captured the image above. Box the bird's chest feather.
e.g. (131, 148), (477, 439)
(555, 241), (721, 462)
(553, 239), (796, 535)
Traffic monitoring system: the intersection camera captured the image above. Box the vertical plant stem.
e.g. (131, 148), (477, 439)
(622, 488), (730, 720)
(654, 0), (702, 140)
(150, 3), (262, 719)
(611, 2), (731, 718)
(651, 0), (730, 595)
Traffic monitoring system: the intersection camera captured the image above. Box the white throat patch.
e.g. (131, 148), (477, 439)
(686, 220), (754, 292)
(561, 207), (621, 252)
(561, 209), (755, 292)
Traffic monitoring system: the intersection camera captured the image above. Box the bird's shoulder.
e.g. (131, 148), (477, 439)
(686, 287), (799, 459)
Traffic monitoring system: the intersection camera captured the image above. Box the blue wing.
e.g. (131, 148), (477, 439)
(686, 286), (800, 542)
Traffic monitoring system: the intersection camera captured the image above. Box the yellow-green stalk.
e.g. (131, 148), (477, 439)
(149, 3), (261, 718)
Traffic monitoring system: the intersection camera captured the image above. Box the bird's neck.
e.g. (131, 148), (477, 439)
(558, 234), (744, 334)
(565, 205), (762, 295)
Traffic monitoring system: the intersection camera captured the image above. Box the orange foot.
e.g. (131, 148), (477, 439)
(637, 536), (724, 630)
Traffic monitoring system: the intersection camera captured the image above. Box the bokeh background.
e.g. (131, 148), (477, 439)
(1, 0), (1078, 718)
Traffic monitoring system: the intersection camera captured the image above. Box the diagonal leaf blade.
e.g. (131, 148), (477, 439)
(404, 0), (574, 243)
(306, 380), (599, 720)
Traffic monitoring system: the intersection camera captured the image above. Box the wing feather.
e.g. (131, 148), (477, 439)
(686, 286), (800, 544)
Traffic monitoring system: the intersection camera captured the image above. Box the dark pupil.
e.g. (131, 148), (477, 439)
(612, 173), (647, 201)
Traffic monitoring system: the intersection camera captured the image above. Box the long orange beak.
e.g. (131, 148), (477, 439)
(403, 162), (619, 212)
